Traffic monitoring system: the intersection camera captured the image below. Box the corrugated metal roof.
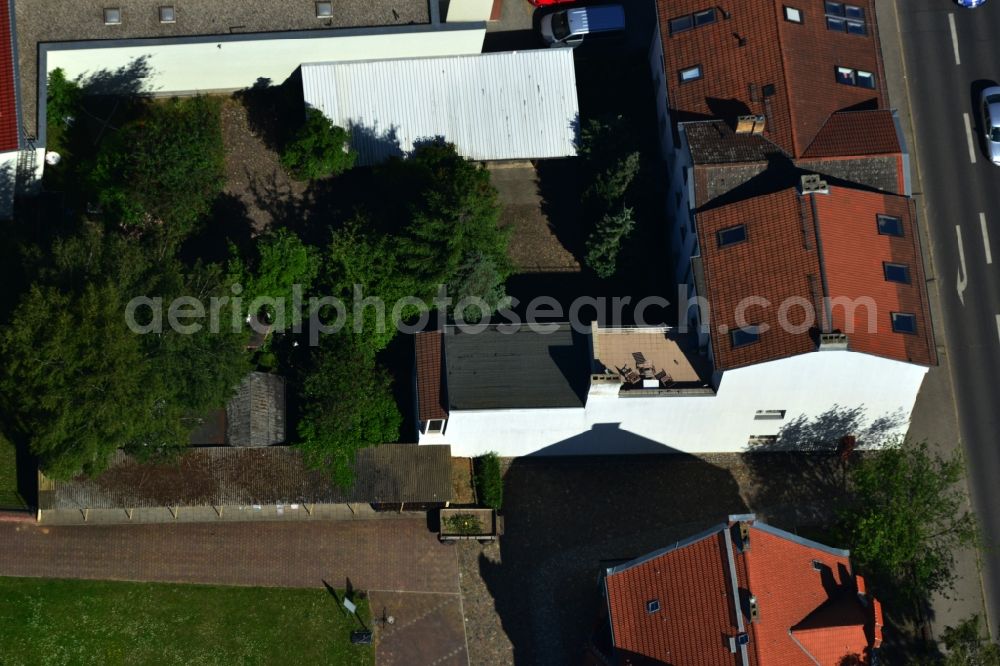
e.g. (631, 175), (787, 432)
(43, 445), (453, 509)
(301, 50), (580, 165)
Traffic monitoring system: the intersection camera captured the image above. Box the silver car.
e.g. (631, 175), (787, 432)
(982, 86), (1000, 164)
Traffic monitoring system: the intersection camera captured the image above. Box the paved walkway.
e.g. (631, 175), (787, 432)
(0, 517), (469, 664)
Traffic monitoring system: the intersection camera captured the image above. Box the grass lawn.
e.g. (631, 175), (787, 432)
(0, 433), (25, 509)
(0, 577), (373, 666)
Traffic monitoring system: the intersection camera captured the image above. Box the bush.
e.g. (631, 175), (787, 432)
(474, 452), (503, 511)
(585, 207), (636, 279)
(46, 69), (82, 153)
(92, 96), (225, 242)
(281, 108), (356, 181)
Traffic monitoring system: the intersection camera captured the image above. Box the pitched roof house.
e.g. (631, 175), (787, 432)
(592, 515), (883, 665)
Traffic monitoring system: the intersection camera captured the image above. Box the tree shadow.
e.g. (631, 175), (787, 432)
(477, 450), (749, 665)
(76, 56), (153, 98)
(178, 192), (257, 265)
(742, 404), (905, 534)
(235, 73), (305, 154)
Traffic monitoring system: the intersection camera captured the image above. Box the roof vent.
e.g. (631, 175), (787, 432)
(798, 174), (829, 195)
(818, 332), (849, 350)
(737, 522), (751, 552)
(749, 595), (760, 622)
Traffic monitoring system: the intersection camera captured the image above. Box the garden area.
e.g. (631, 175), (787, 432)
(0, 68), (518, 490)
(0, 577), (372, 665)
(0, 433), (26, 509)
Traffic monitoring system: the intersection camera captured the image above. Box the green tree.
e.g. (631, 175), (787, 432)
(324, 217), (420, 352)
(836, 440), (979, 606)
(585, 207), (636, 279)
(579, 116), (641, 210)
(281, 108), (356, 181)
(396, 140), (511, 298)
(46, 68), (82, 154)
(230, 228), (320, 331)
(91, 96), (225, 245)
(940, 615), (1000, 666)
(0, 226), (249, 478)
(474, 452), (503, 511)
(296, 334), (402, 488)
(449, 251), (509, 323)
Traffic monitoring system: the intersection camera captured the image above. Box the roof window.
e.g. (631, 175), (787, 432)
(891, 312), (917, 334)
(877, 214), (903, 236)
(315, 1), (333, 18)
(884, 263), (910, 284)
(646, 599), (661, 613)
(784, 6), (803, 23)
(835, 66), (876, 89)
(717, 224), (747, 247)
(731, 326), (760, 348)
(679, 65), (703, 83)
(103, 7), (121, 25)
(825, 2), (866, 35)
(669, 7), (716, 35)
(158, 6), (175, 23)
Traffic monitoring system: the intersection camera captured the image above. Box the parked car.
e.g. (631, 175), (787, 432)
(529, 0), (575, 6)
(956, 0), (986, 7)
(981, 86), (1000, 164)
(539, 4), (625, 47)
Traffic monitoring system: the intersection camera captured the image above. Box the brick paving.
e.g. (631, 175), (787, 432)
(0, 517), (458, 594)
(370, 591), (468, 666)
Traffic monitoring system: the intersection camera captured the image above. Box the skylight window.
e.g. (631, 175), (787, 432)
(103, 7), (121, 25)
(731, 326), (761, 348)
(717, 224), (747, 247)
(825, 2), (866, 35)
(646, 599), (661, 613)
(679, 65), (703, 83)
(835, 66), (876, 88)
(669, 7), (716, 35)
(884, 263), (910, 284)
(158, 6), (175, 23)
(877, 214), (903, 236)
(784, 6), (803, 23)
(315, 1), (333, 18)
(891, 312), (917, 334)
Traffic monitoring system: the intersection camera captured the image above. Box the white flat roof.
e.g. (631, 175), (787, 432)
(301, 49), (580, 164)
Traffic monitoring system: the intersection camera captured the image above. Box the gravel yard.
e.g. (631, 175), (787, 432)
(457, 453), (850, 665)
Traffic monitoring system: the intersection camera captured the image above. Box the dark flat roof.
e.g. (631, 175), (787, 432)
(444, 324), (590, 410)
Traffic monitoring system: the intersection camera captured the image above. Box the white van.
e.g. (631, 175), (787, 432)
(540, 5), (626, 47)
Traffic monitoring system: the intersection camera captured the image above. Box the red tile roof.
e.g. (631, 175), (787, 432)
(414, 331), (448, 422)
(658, 0), (887, 157)
(697, 184), (935, 369)
(802, 110), (901, 159)
(814, 187), (936, 366)
(602, 518), (882, 665)
(0, 0), (17, 152)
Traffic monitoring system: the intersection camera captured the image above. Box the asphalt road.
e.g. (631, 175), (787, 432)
(897, 0), (1000, 630)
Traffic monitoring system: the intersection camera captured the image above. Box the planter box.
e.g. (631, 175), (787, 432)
(439, 508), (500, 542)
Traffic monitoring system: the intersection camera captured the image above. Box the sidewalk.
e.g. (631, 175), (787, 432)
(875, 0), (988, 639)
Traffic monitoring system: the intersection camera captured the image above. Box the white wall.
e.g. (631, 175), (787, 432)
(44, 25), (486, 99)
(425, 350), (928, 457)
(446, 0), (494, 22)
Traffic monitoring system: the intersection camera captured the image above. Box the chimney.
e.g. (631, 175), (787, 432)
(749, 595), (760, 622)
(798, 174), (829, 195)
(735, 115), (756, 134)
(751, 114), (766, 134)
(737, 521), (751, 552)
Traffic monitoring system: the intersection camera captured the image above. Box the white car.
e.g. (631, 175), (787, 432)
(981, 86), (1000, 164)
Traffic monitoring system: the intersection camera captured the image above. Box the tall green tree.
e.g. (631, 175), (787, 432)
(836, 440), (979, 606)
(940, 615), (1000, 666)
(280, 108), (356, 181)
(91, 96), (225, 246)
(296, 334), (402, 488)
(229, 228), (320, 331)
(396, 140), (511, 304)
(585, 207), (636, 279)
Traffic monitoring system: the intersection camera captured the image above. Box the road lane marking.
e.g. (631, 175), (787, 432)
(949, 13), (961, 65)
(957, 225), (969, 306)
(981, 213), (993, 264)
(964, 113), (977, 163)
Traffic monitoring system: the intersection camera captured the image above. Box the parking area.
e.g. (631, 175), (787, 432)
(457, 453), (848, 665)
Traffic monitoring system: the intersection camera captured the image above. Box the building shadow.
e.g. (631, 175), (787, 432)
(477, 444), (749, 665)
(235, 73), (305, 154)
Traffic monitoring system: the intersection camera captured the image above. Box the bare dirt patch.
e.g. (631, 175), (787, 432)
(219, 97), (307, 233)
